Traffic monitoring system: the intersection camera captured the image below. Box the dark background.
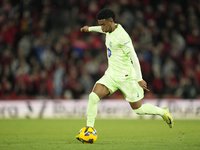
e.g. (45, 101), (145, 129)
(0, 0), (199, 100)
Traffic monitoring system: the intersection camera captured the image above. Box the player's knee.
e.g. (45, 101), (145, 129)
(129, 100), (142, 110)
(133, 105), (144, 115)
(89, 92), (100, 104)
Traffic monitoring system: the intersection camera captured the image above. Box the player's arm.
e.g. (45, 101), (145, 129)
(128, 50), (150, 91)
(80, 26), (105, 33)
(121, 38), (149, 91)
(128, 50), (143, 81)
(80, 26), (90, 32)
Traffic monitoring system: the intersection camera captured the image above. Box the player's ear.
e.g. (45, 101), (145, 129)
(110, 18), (114, 23)
(108, 18), (114, 25)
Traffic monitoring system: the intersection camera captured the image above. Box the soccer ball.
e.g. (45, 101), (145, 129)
(78, 126), (98, 144)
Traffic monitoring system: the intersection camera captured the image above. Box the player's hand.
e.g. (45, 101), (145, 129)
(80, 26), (89, 32)
(138, 80), (150, 91)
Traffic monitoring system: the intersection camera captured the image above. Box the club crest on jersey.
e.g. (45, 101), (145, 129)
(109, 41), (112, 47)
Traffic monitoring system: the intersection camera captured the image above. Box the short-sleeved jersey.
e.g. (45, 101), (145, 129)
(104, 24), (137, 79)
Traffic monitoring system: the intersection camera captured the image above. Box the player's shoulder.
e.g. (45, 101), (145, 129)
(116, 24), (131, 43)
(117, 24), (128, 34)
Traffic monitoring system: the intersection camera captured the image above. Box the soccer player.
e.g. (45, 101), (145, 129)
(77, 8), (174, 141)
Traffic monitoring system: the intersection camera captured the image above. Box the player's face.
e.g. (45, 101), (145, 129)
(98, 19), (113, 33)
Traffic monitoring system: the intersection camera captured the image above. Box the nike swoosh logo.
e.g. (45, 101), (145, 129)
(167, 116), (172, 124)
(137, 92), (139, 97)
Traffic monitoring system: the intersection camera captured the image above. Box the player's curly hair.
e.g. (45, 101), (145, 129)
(97, 8), (115, 21)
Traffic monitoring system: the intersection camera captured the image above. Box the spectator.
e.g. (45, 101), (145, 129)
(0, 0), (200, 100)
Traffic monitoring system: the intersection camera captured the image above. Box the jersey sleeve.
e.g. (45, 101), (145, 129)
(128, 50), (143, 82)
(121, 40), (134, 54)
(89, 26), (105, 34)
(118, 33), (143, 81)
(118, 33), (134, 54)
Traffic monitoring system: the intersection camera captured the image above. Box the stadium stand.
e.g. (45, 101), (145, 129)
(0, 0), (199, 100)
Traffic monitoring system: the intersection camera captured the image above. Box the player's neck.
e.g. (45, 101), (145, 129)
(110, 24), (117, 33)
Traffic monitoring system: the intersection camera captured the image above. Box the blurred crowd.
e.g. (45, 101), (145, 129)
(0, 0), (200, 100)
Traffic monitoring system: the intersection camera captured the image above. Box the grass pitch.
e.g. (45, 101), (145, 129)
(0, 119), (200, 150)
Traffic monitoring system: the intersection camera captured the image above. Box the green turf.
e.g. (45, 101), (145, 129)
(0, 119), (200, 150)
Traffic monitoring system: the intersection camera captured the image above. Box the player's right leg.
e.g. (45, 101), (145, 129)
(161, 107), (174, 128)
(119, 78), (174, 128)
(129, 101), (174, 128)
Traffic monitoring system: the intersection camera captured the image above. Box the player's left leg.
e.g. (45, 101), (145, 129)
(76, 83), (109, 142)
(86, 74), (118, 128)
(86, 83), (110, 127)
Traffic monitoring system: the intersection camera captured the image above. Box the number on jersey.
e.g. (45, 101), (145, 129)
(107, 48), (111, 57)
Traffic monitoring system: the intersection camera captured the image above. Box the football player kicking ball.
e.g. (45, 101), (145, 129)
(76, 8), (174, 141)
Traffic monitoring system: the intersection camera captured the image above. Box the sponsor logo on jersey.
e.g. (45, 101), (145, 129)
(109, 41), (112, 47)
